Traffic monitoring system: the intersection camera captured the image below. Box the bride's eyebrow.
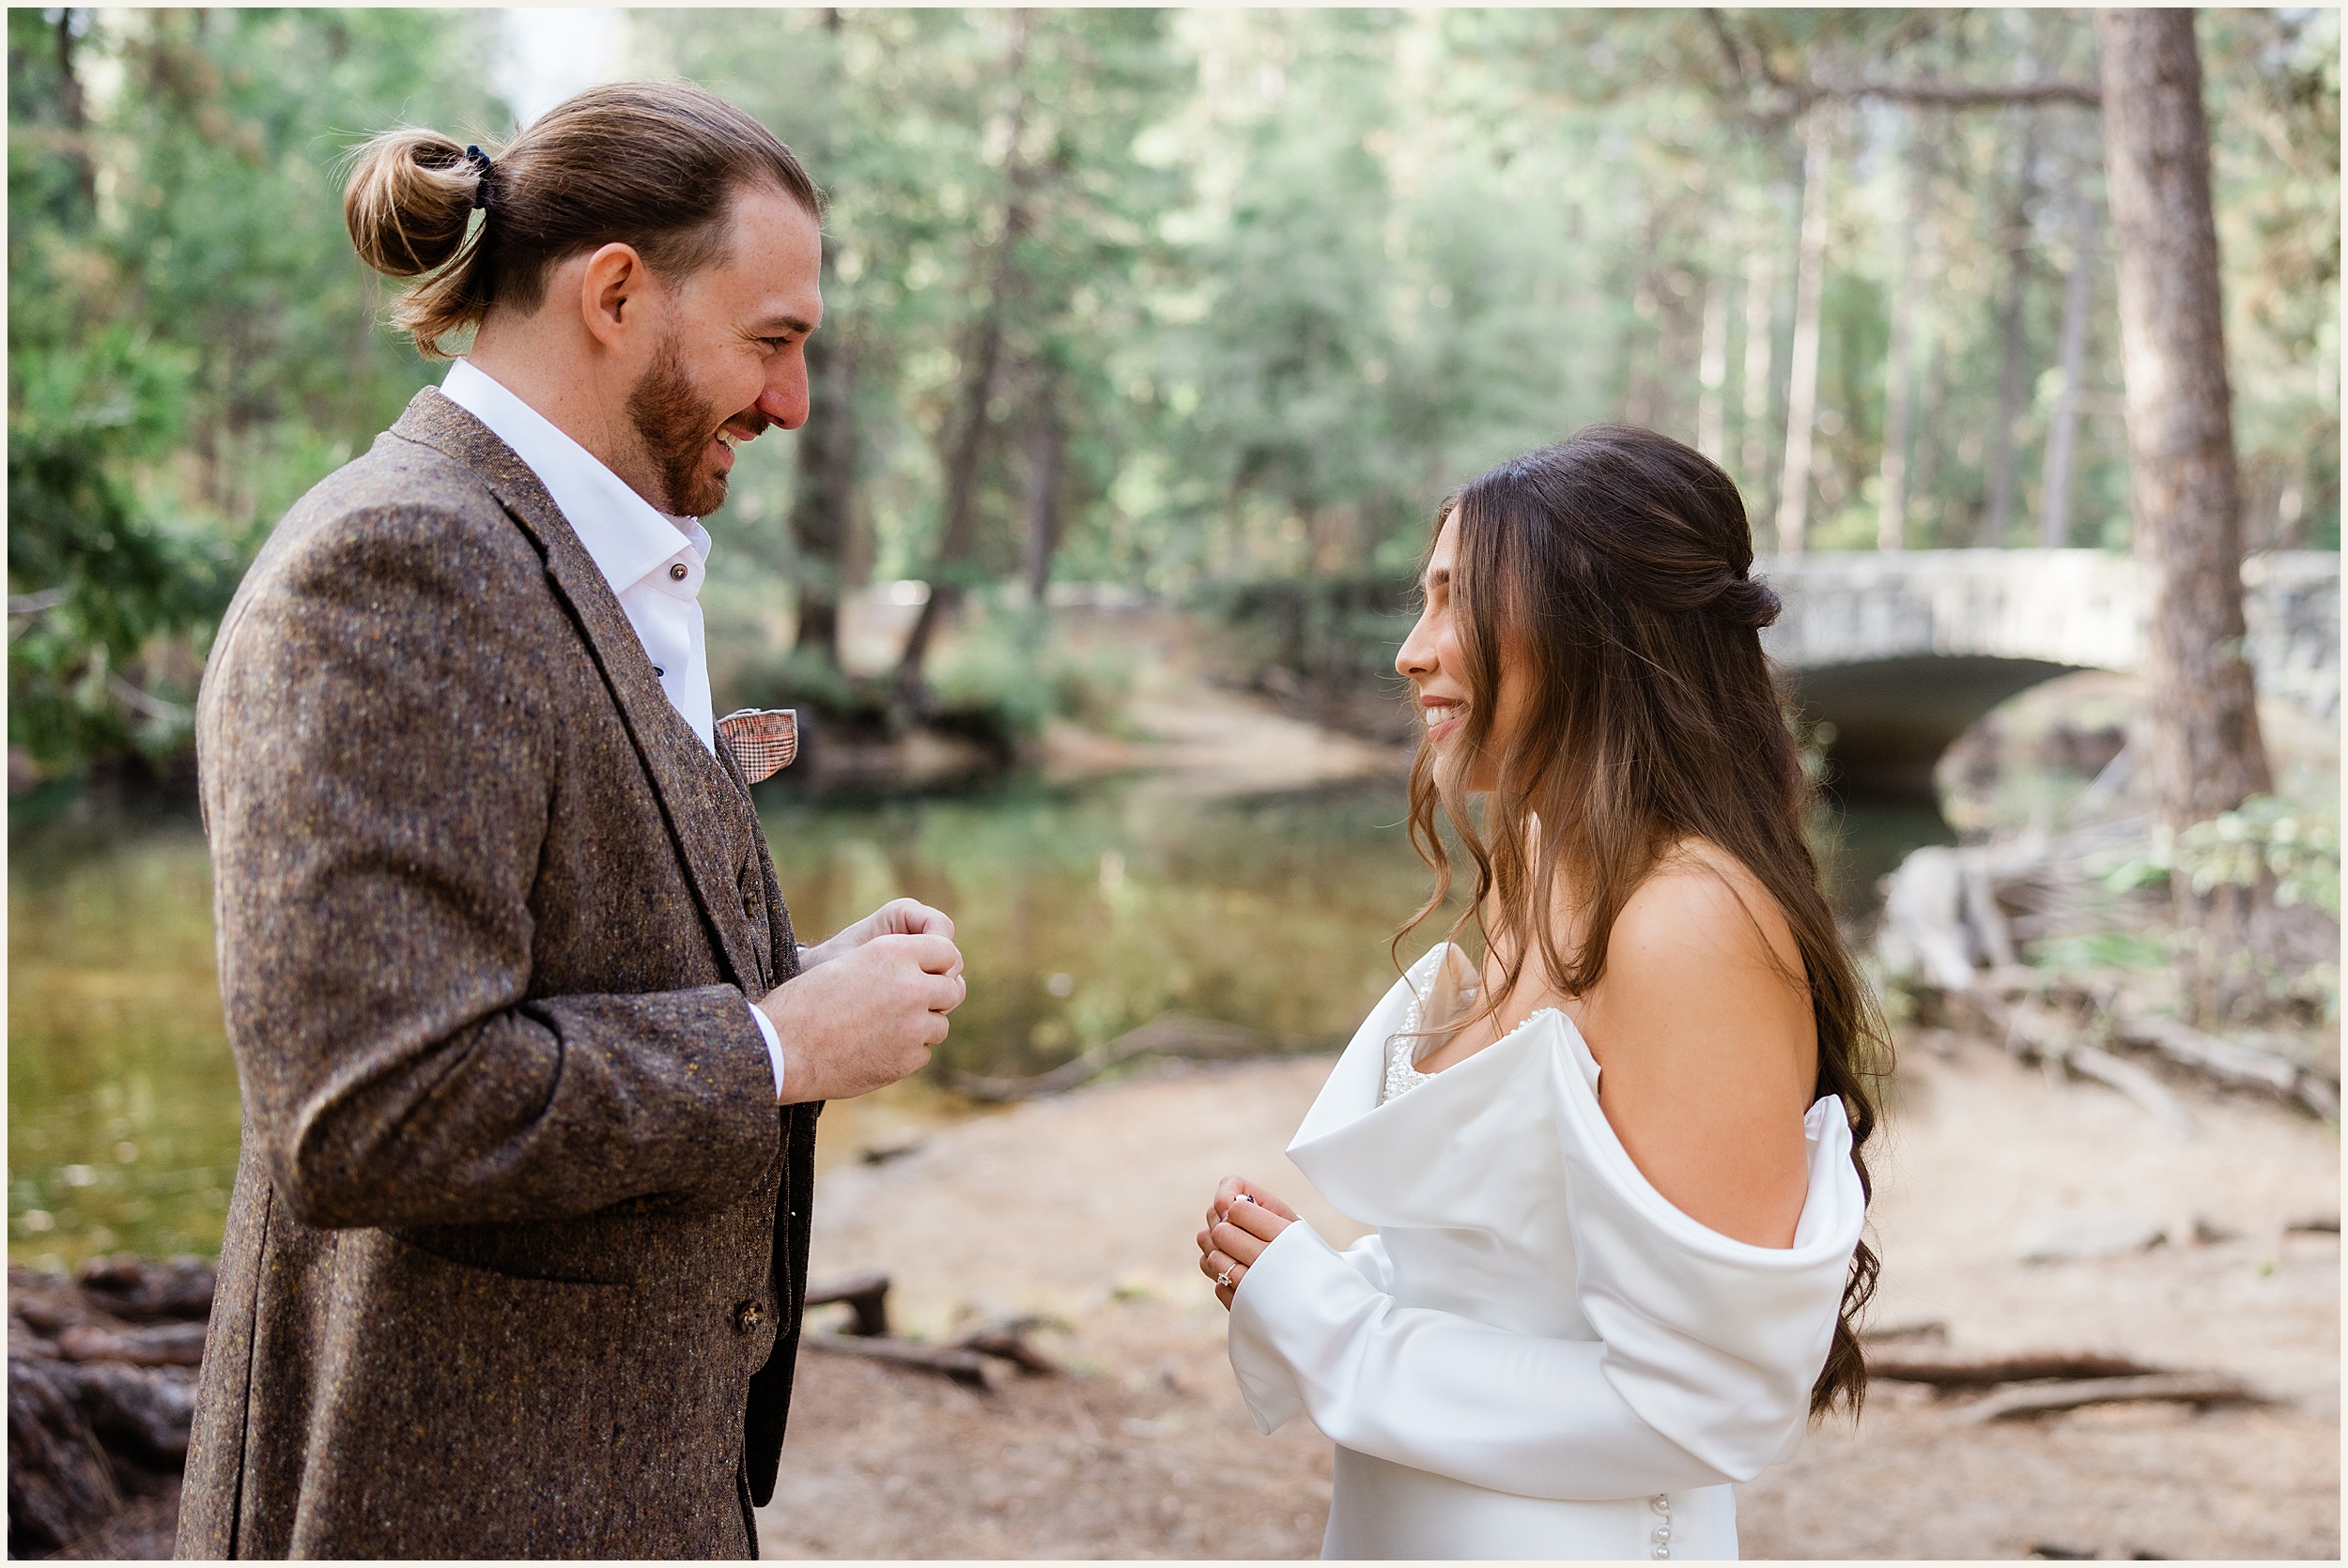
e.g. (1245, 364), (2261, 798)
(1424, 566), (1450, 592)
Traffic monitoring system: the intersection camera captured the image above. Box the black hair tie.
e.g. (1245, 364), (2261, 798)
(465, 145), (495, 210)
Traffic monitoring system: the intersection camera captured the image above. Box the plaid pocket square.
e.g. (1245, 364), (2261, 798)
(716, 707), (798, 783)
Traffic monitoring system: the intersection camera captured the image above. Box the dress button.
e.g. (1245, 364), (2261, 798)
(670, 561), (689, 582)
(733, 1300), (765, 1333)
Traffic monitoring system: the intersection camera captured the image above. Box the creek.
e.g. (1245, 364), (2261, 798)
(6, 776), (1949, 1268)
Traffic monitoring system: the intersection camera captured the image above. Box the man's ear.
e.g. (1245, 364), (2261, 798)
(578, 241), (651, 353)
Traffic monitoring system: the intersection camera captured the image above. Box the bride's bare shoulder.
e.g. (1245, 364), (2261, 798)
(1607, 837), (1806, 990)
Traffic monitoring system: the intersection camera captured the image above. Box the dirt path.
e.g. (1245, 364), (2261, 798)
(758, 1038), (2338, 1560)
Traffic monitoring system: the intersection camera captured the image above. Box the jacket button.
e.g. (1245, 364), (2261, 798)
(734, 1300), (765, 1333)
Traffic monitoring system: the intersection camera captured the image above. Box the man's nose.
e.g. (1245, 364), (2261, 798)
(757, 360), (810, 432)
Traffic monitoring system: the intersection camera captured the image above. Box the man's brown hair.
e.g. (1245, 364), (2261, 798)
(344, 81), (821, 358)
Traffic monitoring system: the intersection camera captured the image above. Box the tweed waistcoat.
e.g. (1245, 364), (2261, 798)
(178, 389), (820, 1560)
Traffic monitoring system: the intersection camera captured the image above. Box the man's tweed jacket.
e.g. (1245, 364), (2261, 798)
(177, 389), (818, 1559)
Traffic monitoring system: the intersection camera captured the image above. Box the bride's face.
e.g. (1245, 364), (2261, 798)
(1396, 510), (1529, 792)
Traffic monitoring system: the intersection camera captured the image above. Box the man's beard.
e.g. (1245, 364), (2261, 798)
(626, 334), (732, 517)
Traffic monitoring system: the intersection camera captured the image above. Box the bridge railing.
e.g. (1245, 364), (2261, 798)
(1758, 548), (2339, 721)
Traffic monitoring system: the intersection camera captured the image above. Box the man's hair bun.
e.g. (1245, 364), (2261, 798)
(343, 128), (487, 281)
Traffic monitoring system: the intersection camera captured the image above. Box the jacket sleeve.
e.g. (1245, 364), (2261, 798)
(200, 497), (780, 1231)
(1226, 1056), (1863, 1498)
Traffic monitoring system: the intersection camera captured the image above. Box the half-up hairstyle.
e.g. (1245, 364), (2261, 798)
(1398, 424), (1887, 1419)
(343, 81), (821, 358)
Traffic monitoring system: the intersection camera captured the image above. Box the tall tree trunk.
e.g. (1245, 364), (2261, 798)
(1696, 273), (1729, 462)
(55, 9), (96, 210)
(789, 3), (855, 665)
(2096, 7), (2270, 824)
(1774, 109), (1832, 554)
(2039, 188), (2096, 547)
(1739, 250), (1776, 521)
(1985, 127), (2038, 546)
(2097, 8), (2273, 1022)
(1021, 385), (1063, 606)
(1876, 120), (1919, 551)
(789, 320), (857, 663)
(894, 21), (1033, 707)
(1912, 336), (1948, 542)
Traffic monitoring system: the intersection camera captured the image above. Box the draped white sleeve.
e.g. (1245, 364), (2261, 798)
(1224, 959), (1863, 1503)
(1228, 1222), (1734, 1499)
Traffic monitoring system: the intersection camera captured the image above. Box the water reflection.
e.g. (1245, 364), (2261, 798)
(7, 777), (1947, 1267)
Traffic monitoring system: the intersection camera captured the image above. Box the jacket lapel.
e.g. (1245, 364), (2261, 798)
(386, 388), (766, 992)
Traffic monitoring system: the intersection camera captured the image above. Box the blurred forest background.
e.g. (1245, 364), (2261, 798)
(7, 6), (2340, 781)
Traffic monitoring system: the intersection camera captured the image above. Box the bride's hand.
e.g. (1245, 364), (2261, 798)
(1197, 1176), (1296, 1311)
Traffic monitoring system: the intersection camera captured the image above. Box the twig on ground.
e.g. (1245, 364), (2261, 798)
(1870, 1350), (2164, 1389)
(1951, 1372), (2263, 1424)
(803, 1331), (994, 1389)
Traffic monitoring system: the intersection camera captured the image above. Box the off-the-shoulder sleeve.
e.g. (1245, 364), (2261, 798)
(1225, 1044), (1863, 1497)
(1228, 1223), (1731, 1500)
(1548, 1046), (1864, 1477)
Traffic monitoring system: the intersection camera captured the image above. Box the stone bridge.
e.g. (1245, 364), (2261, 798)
(1758, 549), (2340, 796)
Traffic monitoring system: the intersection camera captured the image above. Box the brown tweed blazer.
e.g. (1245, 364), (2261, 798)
(177, 389), (819, 1559)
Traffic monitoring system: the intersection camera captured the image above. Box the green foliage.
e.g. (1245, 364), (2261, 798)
(8, 8), (2339, 779)
(7, 324), (232, 763)
(7, 8), (504, 778)
(2110, 796), (2345, 919)
(929, 604), (1140, 744)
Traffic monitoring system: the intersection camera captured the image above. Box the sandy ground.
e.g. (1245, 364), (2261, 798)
(758, 1037), (2339, 1560)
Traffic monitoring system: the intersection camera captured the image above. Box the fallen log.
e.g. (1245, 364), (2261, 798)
(1952, 1372), (2263, 1424)
(955, 1317), (1059, 1376)
(804, 1272), (892, 1339)
(2113, 1014), (2299, 1095)
(7, 1358), (121, 1558)
(71, 1255), (215, 1324)
(54, 1321), (209, 1369)
(951, 1014), (1266, 1102)
(1871, 1350), (2164, 1389)
(2063, 1045), (2197, 1135)
(48, 1361), (198, 1468)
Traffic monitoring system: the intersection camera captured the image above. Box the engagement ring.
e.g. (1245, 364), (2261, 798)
(1216, 1268), (1233, 1287)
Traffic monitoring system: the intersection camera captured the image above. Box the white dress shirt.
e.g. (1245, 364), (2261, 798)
(440, 358), (788, 1098)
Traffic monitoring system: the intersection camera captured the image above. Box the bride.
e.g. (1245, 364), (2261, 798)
(1197, 426), (1880, 1560)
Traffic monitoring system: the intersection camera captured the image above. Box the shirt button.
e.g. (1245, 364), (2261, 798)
(669, 561), (689, 582)
(733, 1300), (765, 1333)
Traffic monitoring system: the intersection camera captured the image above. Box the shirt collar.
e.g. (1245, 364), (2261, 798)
(440, 357), (706, 596)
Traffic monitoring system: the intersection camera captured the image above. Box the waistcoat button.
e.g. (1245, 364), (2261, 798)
(733, 1300), (765, 1333)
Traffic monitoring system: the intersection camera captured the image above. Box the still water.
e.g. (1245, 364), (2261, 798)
(7, 776), (1946, 1268)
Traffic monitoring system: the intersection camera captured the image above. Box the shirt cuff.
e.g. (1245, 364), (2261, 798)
(748, 998), (785, 1099)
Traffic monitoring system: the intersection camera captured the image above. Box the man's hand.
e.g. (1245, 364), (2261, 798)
(759, 930), (964, 1103)
(1197, 1176), (1296, 1310)
(796, 898), (954, 971)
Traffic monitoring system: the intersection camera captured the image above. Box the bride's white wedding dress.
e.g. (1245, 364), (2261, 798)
(1228, 944), (1865, 1560)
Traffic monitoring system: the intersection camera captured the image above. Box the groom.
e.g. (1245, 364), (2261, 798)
(178, 83), (960, 1558)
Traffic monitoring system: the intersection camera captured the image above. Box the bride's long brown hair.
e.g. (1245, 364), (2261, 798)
(1398, 424), (1885, 1419)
